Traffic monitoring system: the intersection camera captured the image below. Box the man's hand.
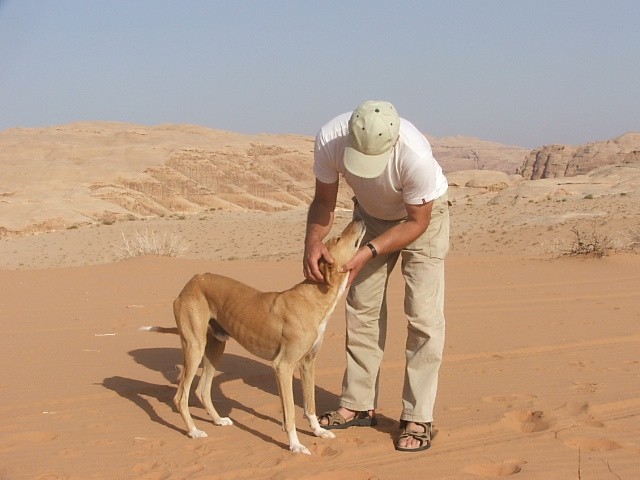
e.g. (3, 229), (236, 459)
(303, 179), (339, 283)
(303, 241), (334, 283)
(339, 200), (435, 284)
(341, 246), (373, 285)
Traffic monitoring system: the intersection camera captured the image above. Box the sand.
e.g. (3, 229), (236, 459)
(1, 214), (639, 480)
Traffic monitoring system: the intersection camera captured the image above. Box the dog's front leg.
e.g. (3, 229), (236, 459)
(273, 360), (310, 454)
(299, 354), (335, 439)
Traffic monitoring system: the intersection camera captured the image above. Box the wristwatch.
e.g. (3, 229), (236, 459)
(365, 242), (378, 258)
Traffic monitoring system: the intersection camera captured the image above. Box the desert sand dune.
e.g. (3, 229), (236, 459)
(0, 254), (639, 479)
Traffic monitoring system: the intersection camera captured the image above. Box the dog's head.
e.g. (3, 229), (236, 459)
(319, 219), (366, 286)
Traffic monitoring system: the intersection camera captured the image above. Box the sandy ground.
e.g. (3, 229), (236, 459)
(1, 205), (639, 480)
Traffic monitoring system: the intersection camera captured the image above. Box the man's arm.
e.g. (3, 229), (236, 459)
(342, 200), (433, 282)
(303, 179), (339, 282)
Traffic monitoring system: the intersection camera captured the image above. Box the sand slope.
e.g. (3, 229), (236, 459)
(0, 122), (530, 235)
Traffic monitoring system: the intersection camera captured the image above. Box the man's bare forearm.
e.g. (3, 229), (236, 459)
(365, 201), (433, 257)
(305, 199), (335, 248)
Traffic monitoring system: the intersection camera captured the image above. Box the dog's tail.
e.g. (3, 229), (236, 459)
(140, 324), (228, 342)
(140, 326), (179, 335)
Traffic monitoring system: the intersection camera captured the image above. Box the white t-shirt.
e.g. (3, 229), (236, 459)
(314, 112), (448, 220)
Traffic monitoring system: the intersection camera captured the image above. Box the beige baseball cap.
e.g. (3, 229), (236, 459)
(344, 100), (400, 178)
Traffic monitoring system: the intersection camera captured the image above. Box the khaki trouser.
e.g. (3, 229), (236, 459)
(340, 193), (450, 423)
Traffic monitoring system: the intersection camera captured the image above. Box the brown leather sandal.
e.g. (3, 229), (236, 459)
(395, 421), (433, 452)
(319, 410), (378, 430)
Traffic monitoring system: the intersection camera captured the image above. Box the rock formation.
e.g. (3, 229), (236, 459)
(518, 133), (640, 179)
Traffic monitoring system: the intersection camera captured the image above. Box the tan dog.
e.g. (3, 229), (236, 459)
(145, 219), (365, 454)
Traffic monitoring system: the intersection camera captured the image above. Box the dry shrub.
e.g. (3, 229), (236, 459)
(565, 222), (613, 258)
(114, 229), (189, 260)
(624, 226), (640, 251)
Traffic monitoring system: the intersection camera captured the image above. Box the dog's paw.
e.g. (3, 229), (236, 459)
(314, 427), (336, 439)
(187, 428), (208, 438)
(290, 442), (311, 455)
(215, 417), (233, 427)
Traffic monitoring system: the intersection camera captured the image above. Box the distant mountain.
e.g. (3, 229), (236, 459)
(518, 133), (640, 179)
(1, 122), (637, 236)
(428, 135), (529, 174)
(0, 122), (322, 235)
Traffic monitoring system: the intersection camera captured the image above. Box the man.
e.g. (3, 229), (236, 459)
(303, 100), (449, 452)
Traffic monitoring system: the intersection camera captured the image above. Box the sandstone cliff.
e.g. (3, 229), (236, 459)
(518, 133), (640, 179)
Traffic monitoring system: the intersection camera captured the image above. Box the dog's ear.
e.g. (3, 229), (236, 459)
(318, 257), (336, 285)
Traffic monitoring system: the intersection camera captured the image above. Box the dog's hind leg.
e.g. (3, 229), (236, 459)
(196, 336), (233, 426)
(299, 353), (335, 439)
(174, 313), (209, 438)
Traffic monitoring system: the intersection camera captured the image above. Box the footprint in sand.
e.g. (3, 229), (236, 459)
(35, 474), (70, 480)
(181, 463), (206, 475)
(464, 459), (526, 477)
(345, 436), (368, 447)
(183, 442), (217, 456)
(21, 431), (59, 443)
(554, 402), (606, 427)
(131, 461), (162, 473)
(571, 381), (598, 393)
(134, 438), (166, 449)
(556, 401), (590, 416)
(563, 436), (622, 452)
(87, 422), (113, 432)
(482, 394), (537, 404)
(310, 444), (340, 458)
(0, 431), (58, 452)
(482, 394), (537, 411)
(582, 418), (606, 428)
(58, 447), (81, 458)
(130, 462), (171, 480)
(130, 438), (167, 458)
(298, 469), (381, 480)
(87, 438), (116, 447)
(502, 410), (550, 433)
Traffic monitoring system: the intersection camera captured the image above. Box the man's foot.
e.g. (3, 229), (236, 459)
(395, 421), (433, 452)
(318, 407), (376, 430)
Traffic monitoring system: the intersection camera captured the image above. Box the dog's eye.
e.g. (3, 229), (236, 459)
(336, 236), (341, 242)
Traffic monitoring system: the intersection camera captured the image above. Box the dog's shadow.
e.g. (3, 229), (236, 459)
(101, 347), (342, 448)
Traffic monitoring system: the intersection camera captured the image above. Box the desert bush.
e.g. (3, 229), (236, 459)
(565, 222), (613, 258)
(624, 226), (640, 251)
(114, 229), (189, 260)
(538, 238), (564, 258)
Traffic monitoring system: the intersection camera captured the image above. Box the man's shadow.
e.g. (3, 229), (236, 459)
(101, 347), (342, 449)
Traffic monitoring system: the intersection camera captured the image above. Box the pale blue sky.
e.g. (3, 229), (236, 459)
(1, 0), (638, 148)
